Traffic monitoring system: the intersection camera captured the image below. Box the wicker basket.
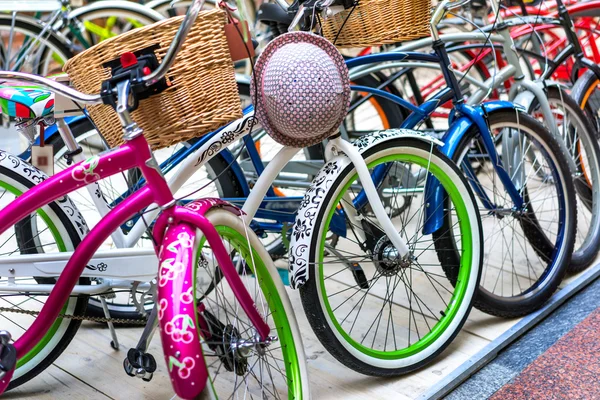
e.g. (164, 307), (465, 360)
(63, 10), (242, 150)
(322, 0), (432, 48)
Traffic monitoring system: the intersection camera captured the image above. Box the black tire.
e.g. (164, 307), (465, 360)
(526, 86), (600, 272)
(572, 69), (600, 135)
(47, 117), (245, 322)
(0, 163), (89, 390)
(436, 109), (576, 317)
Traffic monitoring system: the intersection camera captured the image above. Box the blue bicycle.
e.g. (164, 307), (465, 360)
(257, 0), (576, 327)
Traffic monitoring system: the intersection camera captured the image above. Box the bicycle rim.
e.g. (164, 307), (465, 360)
(310, 144), (479, 368)
(194, 223), (304, 398)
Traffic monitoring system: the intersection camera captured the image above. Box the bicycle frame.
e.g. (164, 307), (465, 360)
(0, 124), (271, 396)
(508, 0), (600, 82)
(17, 78), (411, 255)
(347, 11), (577, 164)
(1, 106), (415, 291)
(4, 13), (541, 291)
(345, 49), (527, 230)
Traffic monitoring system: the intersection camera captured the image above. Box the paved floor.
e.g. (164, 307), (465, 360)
(447, 277), (600, 400)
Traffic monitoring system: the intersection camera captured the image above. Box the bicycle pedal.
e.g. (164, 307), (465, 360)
(0, 340), (16, 389)
(123, 348), (157, 379)
(0, 345), (16, 374)
(123, 358), (136, 377)
(141, 371), (154, 382)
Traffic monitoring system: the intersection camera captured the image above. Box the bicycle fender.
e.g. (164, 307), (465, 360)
(157, 199), (272, 399)
(425, 100), (525, 235)
(0, 150), (89, 242)
(288, 129), (442, 289)
(512, 80), (567, 112)
(157, 222), (208, 399)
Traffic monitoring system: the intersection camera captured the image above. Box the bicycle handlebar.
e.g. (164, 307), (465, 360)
(0, 71), (102, 105)
(143, 0), (205, 86)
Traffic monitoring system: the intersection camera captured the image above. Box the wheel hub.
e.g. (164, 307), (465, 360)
(372, 236), (412, 276)
(217, 324), (248, 375)
(218, 327), (278, 375)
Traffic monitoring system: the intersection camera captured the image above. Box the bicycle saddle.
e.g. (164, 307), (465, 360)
(0, 85), (54, 119)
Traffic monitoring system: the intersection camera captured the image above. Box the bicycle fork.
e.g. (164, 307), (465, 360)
(153, 203), (271, 400)
(324, 136), (411, 258)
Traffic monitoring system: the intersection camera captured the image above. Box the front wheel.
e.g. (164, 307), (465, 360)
(158, 208), (309, 398)
(298, 138), (482, 376)
(439, 109), (576, 317)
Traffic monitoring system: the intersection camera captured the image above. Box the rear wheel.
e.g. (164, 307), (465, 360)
(0, 15), (72, 76)
(0, 159), (88, 390)
(63, 4), (163, 51)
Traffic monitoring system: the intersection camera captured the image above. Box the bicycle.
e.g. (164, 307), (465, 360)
(0, 0), (164, 76)
(259, 0), (577, 323)
(0, 5), (311, 397)
(0, 0), (484, 391)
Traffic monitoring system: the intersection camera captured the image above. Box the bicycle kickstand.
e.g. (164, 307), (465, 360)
(99, 295), (120, 350)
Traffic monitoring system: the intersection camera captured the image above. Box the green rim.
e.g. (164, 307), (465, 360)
(318, 153), (474, 359)
(0, 181), (71, 369)
(196, 225), (303, 398)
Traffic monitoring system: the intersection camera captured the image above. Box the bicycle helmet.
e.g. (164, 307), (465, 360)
(251, 31), (350, 148)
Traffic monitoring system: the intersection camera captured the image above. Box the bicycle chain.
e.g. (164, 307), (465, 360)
(0, 306), (148, 325)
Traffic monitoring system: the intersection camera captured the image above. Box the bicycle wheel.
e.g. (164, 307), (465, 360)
(298, 137), (482, 376)
(438, 109), (576, 317)
(179, 208), (308, 398)
(572, 69), (600, 134)
(63, 2), (163, 51)
(48, 117), (246, 321)
(527, 86), (600, 272)
(0, 14), (72, 75)
(0, 156), (89, 390)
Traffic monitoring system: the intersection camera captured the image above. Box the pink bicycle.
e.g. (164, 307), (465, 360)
(0, 2), (309, 398)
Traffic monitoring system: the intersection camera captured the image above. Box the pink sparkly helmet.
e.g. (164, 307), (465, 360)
(250, 32), (351, 148)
